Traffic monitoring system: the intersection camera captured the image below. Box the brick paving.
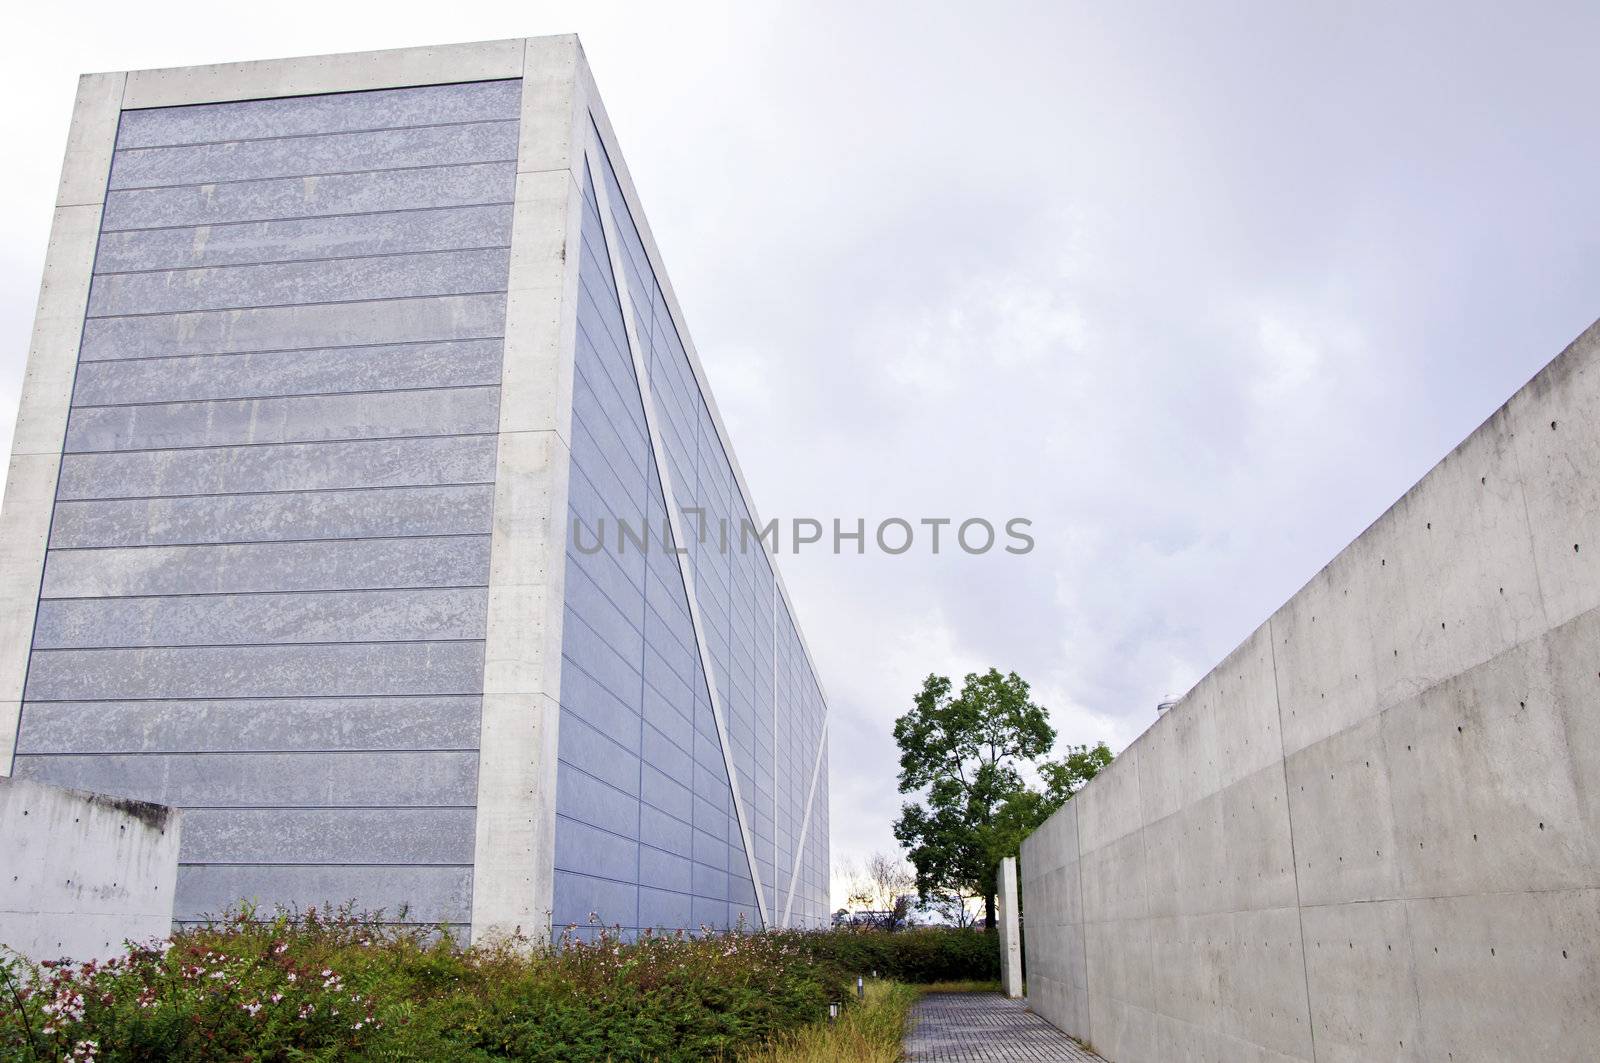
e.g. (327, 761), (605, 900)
(902, 993), (1107, 1061)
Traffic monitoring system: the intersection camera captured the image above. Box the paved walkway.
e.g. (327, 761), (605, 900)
(903, 993), (1107, 1061)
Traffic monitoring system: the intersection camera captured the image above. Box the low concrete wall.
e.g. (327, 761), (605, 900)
(1021, 317), (1600, 1062)
(0, 775), (180, 962)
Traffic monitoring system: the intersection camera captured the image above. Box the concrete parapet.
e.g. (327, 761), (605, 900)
(0, 775), (180, 962)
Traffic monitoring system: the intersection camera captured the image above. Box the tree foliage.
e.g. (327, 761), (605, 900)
(891, 669), (1112, 928)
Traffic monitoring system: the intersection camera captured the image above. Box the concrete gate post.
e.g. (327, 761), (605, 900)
(998, 855), (1023, 998)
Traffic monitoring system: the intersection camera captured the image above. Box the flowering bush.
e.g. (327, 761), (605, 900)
(0, 908), (851, 1062)
(2, 915), (382, 1062)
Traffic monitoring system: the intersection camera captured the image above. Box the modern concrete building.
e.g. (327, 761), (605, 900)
(0, 36), (831, 943)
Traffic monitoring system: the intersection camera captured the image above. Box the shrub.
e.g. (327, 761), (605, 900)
(0, 908), (852, 1063)
(784, 927), (999, 984)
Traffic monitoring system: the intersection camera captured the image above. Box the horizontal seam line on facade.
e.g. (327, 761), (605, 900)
(554, 865), (758, 908)
(16, 747), (477, 756)
(91, 242), (514, 278)
(44, 532), (493, 552)
(40, 584), (489, 603)
(558, 752), (730, 833)
(156, 804), (476, 810)
(55, 479), (493, 502)
(117, 115), (521, 152)
(556, 787), (781, 852)
(572, 300), (646, 413)
(562, 721), (724, 800)
(572, 327), (649, 445)
(70, 385), (504, 408)
(40, 585), (489, 601)
(30, 637), (486, 652)
(562, 712), (704, 797)
(178, 862), (475, 869)
(575, 266), (647, 377)
(566, 561), (699, 678)
(551, 863), (755, 905)
(26, 689), (488, 700)
(107, 157), (521, 193)
(61, 430), (498, 457)
(54, 481), (495, 504)
(69, 380), (501, 411)
(17, 693), (481, 704)
(172, 921), (473, 928)
(558, 646), (697, 726)
(98, 199), (517, 236)
(559, 616), (704, 724)
(119, 76), (520, 116)
(77, 334), (506, 366)
(84, 286), (512, 320)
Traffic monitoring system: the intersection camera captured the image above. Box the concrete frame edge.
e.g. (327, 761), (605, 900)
(0, 70), (125, 775)
(469, 35), (587, 944)
(119, 37), (531, 109)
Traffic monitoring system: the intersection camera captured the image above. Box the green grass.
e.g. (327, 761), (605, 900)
(915, 979), (1003, 995)
(736, 974), (1008, 1062)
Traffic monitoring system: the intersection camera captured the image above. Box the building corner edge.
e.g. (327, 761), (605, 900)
(0, 70), (124, 777)
(468, 35), (587, 945)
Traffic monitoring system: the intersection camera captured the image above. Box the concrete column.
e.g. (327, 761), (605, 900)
(0, 71), (124, 776)
(999, 855), (1024, 998)
(470, 35), (587, 944)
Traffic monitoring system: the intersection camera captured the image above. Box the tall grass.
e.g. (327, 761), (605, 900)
(738, 979), (919, 1063)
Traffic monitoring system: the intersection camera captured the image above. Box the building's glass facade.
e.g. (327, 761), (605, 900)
(553, 130), (830, 934)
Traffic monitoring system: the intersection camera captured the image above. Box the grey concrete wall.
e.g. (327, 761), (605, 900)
(1021, 318), (1600, 1062)
(12, 78), (520, 933)
(0, 775), (180, 962)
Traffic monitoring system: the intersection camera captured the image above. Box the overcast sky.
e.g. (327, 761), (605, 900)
(3, 2), (1598, 908)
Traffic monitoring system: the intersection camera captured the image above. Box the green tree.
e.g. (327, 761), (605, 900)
(1041, 742), (1115, 806)
(893, 669), (1101, 929)
(988, 740), (1114, 866)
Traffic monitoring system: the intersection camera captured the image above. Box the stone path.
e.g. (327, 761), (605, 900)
(902, 993), (1107, 1062)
